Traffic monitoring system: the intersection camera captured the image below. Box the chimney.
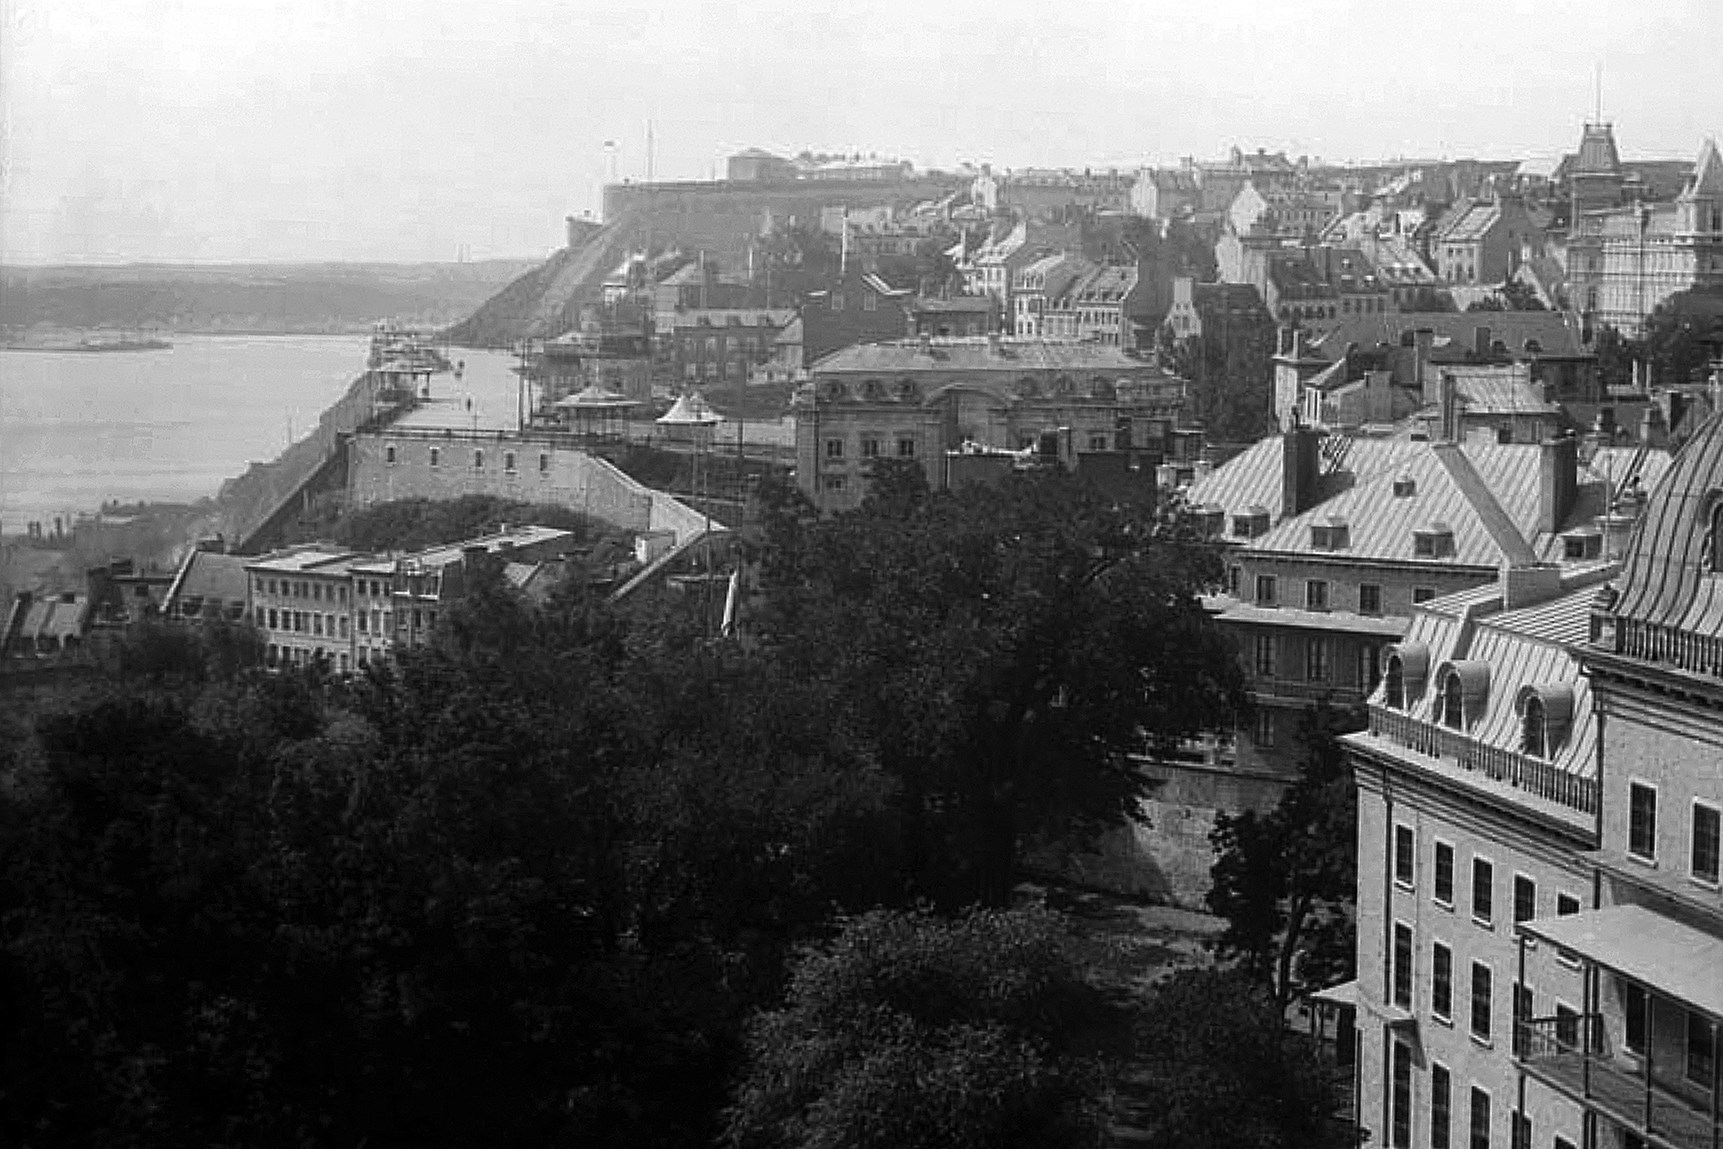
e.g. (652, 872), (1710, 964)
(1539, 433), (1579, 535)
(1438, 371), (1461, 442)
(1282, 425), (1322, 519)
(1474, 325), (1492, 360)
(1415, 327), (1437, 406)
(1639, 403), (1668, 448)
(1501, 562), (1563, 610)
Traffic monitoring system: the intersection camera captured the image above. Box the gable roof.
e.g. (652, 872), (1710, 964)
(1682, 137), (1723, 199)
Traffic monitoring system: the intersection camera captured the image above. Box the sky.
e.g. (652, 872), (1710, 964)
(2, 0), (1719, 266)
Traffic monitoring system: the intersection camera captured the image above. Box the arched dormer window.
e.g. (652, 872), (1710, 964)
(1521, 694), (1547, 757)
(1515, 684), (1575, 759)
(1382, 641), (1430, 710)
(1435, 660), (1491, 729)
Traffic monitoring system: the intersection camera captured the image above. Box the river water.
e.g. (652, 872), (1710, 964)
(0, 335), (521, 535)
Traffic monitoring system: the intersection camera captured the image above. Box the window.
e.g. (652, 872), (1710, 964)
(1360, 583), (1383, 615)
(473, 449), (484, 469)
(338, 617), (349, 639)
(1511, 1112), (1530, 1149)
(1433, 942), (1453, 1021)
(1629, 782), (1657, 862)
(1393, 923), (1413, 1008)
(1395, 825), (1416, 888)
(1306, 579), (1329, 610)
(1693, 802), (1721, 885)
(861, 437), (881, 458)
(1089, 433), (1108, 451)
(1414, 587), (1436, 603)
(1687, 1012), (1716, 1085)
(1556, 892), (1579, 917)
(831, 292), (845, 311)
(504, 451), (516, 473)
(1359, 644), (1383, 692)
(1254, 634), (1278, 677)
(1229, 566), (1242, 595)
(1392, 1040), (1413, 1149)
(1255, 574), (1277, 606)
(1469, 1088), (1490, 1149)
(429, 447), (440, 467)
(862, 292), (877, 312)
(1513, 875), (1536, 926)
(1470, 962), (1492, 1042)
(386, 445), (397, 465)
(1623, 982), (1646, 1055)
(823, 475), (846, 492)
(1435, 842), (1455, 906)
(1513, 985), (1533, 1057)
(1430, 1064), (1451, 1149)
(1554, 1138), (1576, 1149)
(1386, 655), (1406, 708)
(897, 438), (916, 458)
(1520, 694), (1547, 758)
(539, 452), (550, 474)
(825, 438), (845, 460)
(1555, 1004), (1579, 1051)
(1442, 672), (1465, 729)
(1306, 639), (1330, 682)
(1253, 709), (1275, 748)
(1472, 858), (1493, 925)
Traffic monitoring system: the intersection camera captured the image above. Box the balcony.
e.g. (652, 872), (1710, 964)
(1249, 677), (1368, 706)
(1607, 617), (1723, 680)
(1518, 1015), (1720, 1149)
(1366, 706), (1598, 815)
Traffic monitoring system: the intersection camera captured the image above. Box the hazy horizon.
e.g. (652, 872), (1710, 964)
(4, 0), (1718, 266)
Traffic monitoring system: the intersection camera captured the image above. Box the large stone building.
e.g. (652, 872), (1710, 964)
(793, 336), (1187, 513)
(1345, 408), (1723, 1149)
(1567, 130), (1723, 334)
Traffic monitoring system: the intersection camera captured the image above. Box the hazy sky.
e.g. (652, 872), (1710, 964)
(3, 0), (1718, 265)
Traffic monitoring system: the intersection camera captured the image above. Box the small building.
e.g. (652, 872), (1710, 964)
(798, 269), (914, 365)
(670, 308), (795, 386)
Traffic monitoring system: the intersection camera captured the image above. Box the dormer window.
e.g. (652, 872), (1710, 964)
(1310, 517), (1350, 551)
(1414, 522), (1455, 558)
(1563, 530), (1602, 561)
(1383, 642), (1430, 710)
(1393, 474), (1417, 498)
(1191, 505), (1226, 539)
(1435, 661), (1491, 730)
(1233, 505), (1271, 539)
(1515, 685), (1574, 759)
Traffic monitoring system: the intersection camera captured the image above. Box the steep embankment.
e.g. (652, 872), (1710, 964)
(441, 214), (641, 348)
(0, 261), (540, 334)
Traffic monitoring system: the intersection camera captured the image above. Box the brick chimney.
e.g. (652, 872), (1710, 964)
(1539, 433), (1579, 536)
(1282, 425), (1323, 519)
(1474, 325), (1492, 360)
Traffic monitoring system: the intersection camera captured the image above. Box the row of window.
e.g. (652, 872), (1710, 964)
(1235, 571), (1426, 615)
(1393, 827), (1584, 932)
(264, 609), (348, 640)
(265, 644), (348, 673)
(824, 437), (919, 460)
(1389, 1044), (1549, 1149)
(383, 445), (552, 474)
(257, 578), (349, 604)
(1251, 632), (1382, 688)
(1628, 780), (1722, 886)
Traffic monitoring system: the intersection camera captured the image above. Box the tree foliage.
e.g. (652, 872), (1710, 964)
(726, 907), (1124, 1149)
(1206, 704), (1360, 1008)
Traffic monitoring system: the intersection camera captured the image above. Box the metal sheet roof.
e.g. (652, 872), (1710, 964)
(1611, 410), (1723, 639)
(1522, 904), (1723, 1021)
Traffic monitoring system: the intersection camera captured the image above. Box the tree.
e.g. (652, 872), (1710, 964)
(759, 468), (1245, 907)
(1122, 969), (1335, 1149)
(725, 906), (1125, 1149)
(1207, 704), (1360, 1008)
(1499, 277), (1546, 311)
(1640, 292), (1718, 387)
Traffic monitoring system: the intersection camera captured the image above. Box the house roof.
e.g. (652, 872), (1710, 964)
(166, 550), (251, 616)
(1682, 137), (1723, 199)
(810, 337), (1167, 376)
(9, 595), (88, 646)
(1436, 199), (1505, 244)
(1523, 905), (1723, 1022)
(913, 296), (993, 313)
(1308, 311), (1589, 361)
(1608, 409), (1723, 638)
(1573, 123), (1622, 176)
(246, 545), (362, 574)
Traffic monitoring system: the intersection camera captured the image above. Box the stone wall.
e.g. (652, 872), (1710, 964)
(349, 429), (716, 544)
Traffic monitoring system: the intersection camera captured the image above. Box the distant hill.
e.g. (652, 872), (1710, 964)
(0, 259), (543, 334)
(442, 215), (640, 348)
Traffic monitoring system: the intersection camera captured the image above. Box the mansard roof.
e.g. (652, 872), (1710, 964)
(1573, 122), (1622, 176)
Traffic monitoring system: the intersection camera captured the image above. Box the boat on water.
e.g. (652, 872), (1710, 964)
(367, 320), (454, 373)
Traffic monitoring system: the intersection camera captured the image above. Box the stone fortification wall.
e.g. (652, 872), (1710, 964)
(601, 178), (963, 264)
(348, 429), (716, 544)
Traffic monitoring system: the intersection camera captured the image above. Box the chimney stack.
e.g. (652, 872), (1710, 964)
(1282, 425), (1323, 519)
(1415, 327), (1437, 406)
(1474, 325), (1492, 360)
(1539, 433), (1579, 536)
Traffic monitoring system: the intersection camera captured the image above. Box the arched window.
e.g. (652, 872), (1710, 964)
(1521, 694), (1547, 758)
(1385, 655), (1405, 709)
(1441, 672), (1465, 729)
(1711, 501), (1723, 573)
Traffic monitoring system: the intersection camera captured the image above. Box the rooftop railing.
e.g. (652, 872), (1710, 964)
(1367, 706), (1597, 815)
(1611, 617), (1723, 681)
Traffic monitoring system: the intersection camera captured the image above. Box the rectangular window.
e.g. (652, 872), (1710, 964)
(1255, 574), (1277, 605)
(1470, 962), (1492, 1043)
(1089, 433), (1109, 451)
(1470, 1088), (1490, 1149)
(1306, 579), (1329, 610)
(1393, 922), (1413, 1009)
(1693, 802), (1721, 885)
(539, 452), (550, 474)
(268, 608), (279, 629)
(1430, 1064), (1450, 1149)
(1435, 842), (1455, 907)
(897, 438), (916, 458)
(504, 451), (517, 473)
(1513, 985), (1533, 1057)
(1629, 782), (1657, 862)
(1306, 639), (1330, 682)
(1392, 1040), (1413, 1149)
(386, 445), (397, 465)
(429, 447), (440, 468)
(1555, 1003), (1579, 1051)
(1254, 634), (1278, 678)
(1554, 1138), (1576, 1149)
(1432, 942), (1453, 1021)
(1687, 1012), (1716, 1085)
(1511, 1112), (1530, 1149)
(1472, 858), (1493, 925)
(1513, 875), (1536, 926)
(1229, 566), (1242, 596)
(1395, 825), (1416, 888)
(825, 438), (844, 459)
(861, 437), (881, 458)
(1253, 709), (1275, 748)
(1359, 643), (1382, 691)
(1623, 982), (1647, 1055)
(1414, 587), (1436, 604)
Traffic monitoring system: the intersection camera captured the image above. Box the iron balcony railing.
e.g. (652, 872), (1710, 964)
(1367, 706), (1598, 815)
(1611, 618), (1723, 680)
(1517, 1015), (1720, 1149)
